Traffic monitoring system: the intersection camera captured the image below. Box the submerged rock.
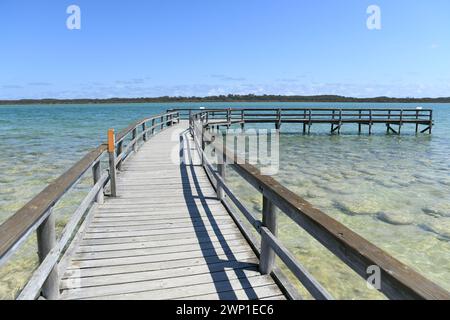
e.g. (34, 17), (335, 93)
(376, 211), (415, 226)
(420, 219), (450, 240)
(422, 203), (450, 218)
(306, 189), (327, 199)
(334, 199), (380, 216)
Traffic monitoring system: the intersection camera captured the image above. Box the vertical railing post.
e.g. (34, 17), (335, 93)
(116, 141), (123, 170)
(227, 108), (231, 128)
(132, 127), (137, 152)
(399, 110), (403, 135)
(415, 110), (419, 134)
(303, 109), (307, 134)
(369, 110), (373, 135)
(259, 195), (277, 275)
(189, 110), (192, 128)
(217, 134), (226, 201)
(108, 129), (117, 197)
(142, 122), (147, 142)
(331, 109), (335, 133)
(92, 161), (104, 204)
(429, 110), (433, 134)
(160, 116), (164, 131)
(358, 110), (362, 134)
(276, 108), (281, 130)
(308, 109), (312, 134)
(152, 119), (156, 135)
(36, 207), (59, 300)
(201, 123), (206, 166)
(177, 112), (180, 124)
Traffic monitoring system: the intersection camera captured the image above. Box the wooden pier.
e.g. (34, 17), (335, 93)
(0, 108), (448, 300)
(178, 108), (433, 134)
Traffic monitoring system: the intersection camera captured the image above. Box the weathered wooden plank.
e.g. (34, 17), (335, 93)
(58, 121), (283, 301)
(72, 238), (250, 261)
(63, 251), (258, 279)
(68, 244), (253, 269)
(63, 273), (276, 300)
(77, 232), (245, 253)
(181, 284), (283, 300)
(86, 217), (236, 233)
(61, 259), (258, 289)
(83, 223), (239, 239)
(90, 215), (232, 227)
(79, 227), (242, 246)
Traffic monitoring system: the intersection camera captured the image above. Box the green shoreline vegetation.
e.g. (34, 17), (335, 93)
(1, 94), (450, 105)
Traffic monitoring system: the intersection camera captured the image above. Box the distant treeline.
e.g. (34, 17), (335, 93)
(1, 94), (450, 105)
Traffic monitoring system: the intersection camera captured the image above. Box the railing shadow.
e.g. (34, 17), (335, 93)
(178, 129), (259, 299)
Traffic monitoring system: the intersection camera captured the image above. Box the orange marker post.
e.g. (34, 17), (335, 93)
(108, 129), (115, 153)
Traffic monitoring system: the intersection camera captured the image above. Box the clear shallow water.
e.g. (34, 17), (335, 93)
(0, 102), (449, 299)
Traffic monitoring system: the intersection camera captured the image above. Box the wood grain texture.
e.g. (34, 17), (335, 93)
(61, 122), (283, 300)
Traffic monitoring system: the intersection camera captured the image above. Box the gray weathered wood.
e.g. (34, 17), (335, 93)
(260, 227), (333, 300)
(259, 196), (277, 275)
(92, 161), (104, 204)
(59, 122), (283, 300)
(190, 110), (449, 300)
(36, 210), (59, 299)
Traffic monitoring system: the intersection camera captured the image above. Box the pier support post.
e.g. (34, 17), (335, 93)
(217, 139), (226, 201)
(36, 208), (59, 300)
(142, 122), (147, 142)
(302, 110), (307, 134)
(132, 128), (137, 152)
(429, 110), (433, 134)
(92, 161), (104, 204)
(108, 129), (117, 197)
(308, 109), (312, 134)
(116, 141), (123, 171)
(358, 110), (362, 134)
(260, 196), (277, 275)
(201, 125), (206, 166)
(276, 109), (281, 130)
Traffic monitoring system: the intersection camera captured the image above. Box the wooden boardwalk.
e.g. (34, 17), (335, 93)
(2, 109), (449, 300)
(59, 122), (285, 300)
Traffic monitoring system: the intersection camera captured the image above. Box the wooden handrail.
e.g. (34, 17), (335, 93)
(190, 110), (448, 300)
(0, 111), (180, 300)
(0, 144), (107, 264)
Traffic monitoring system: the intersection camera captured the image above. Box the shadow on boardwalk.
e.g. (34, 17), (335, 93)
(179, 130), (258, 299)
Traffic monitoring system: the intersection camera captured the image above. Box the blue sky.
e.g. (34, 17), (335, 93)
(0, 0), (449, 99)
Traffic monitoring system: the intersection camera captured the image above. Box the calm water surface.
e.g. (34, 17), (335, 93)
(0, 102), (449, 299)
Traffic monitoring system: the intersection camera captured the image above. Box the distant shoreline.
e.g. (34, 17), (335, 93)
(1, 94), (450, 105)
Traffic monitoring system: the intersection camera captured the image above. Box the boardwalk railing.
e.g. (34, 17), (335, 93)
(189, 109), (449, 300)
(172, 107), (433, 134)
(0, 111), (180, 300)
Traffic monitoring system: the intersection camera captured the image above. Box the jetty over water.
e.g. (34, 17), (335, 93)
(0, 108), (447, 300)
(181, 107), (433, 134)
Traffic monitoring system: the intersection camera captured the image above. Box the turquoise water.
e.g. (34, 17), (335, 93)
(0, 102), (449, 299)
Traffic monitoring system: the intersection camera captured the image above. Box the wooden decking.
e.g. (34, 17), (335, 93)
(59, 122), (285, 300)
